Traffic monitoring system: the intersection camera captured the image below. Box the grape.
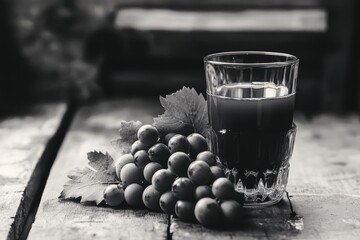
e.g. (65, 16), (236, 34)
(168, 134), (190, 154)
(131, 140), (149, 155)
(194, 198), (221, 227)
(143, 162), (163, 183)
(148, 143), (171, 166)
(103, 185), (124, 207)
(124, 183), (144, 208)
(115, 154), (134, 180)
(168, 152), (191, 177)
(159, 191), (177, 215)
(220, 200), (243, 224)
(175, 201), (196, 222)
(134, 150), (151, 169)
(195, 185), (214, 201)
(196, 151), (216, 166)
(142, 185), (162, 211)
(212, 178), (234, 200)
(187, 161), (211, 186)
(163, 133), (176, 145)
(187, 133), (208, 158)
(172, 177), (195, 201)
(210, 166), (225, 182)
(120, 163), (143, 186)
(137, 124), (159, 146)
(152, 169), (175, 193)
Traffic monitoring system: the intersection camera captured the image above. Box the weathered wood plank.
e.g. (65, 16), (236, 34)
(0, 104), (67, 240)
(27, 100), (168, 240)
(171, 115), (360, 240)
(171, 195), (360, 240)
(288, 116), (360, 196)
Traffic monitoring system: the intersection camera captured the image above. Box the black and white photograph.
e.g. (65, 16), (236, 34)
(0, 0), (359, 239)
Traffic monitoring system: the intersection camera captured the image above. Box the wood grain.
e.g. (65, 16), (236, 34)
(0, 104), (67, 240)
(26, 99), (360, 240)
(171, 195), (360, 240)
(289, 116), (360, 196)
(171, 115), (360, 240)
(27, 100), (168, 240)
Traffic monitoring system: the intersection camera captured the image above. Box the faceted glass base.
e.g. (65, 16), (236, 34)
(225, 164), (290, 208)
(213, 123), (296, 208)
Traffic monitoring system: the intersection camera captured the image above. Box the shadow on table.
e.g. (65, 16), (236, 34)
(240, 198), (303, 232)
(170, 197), (303, 239)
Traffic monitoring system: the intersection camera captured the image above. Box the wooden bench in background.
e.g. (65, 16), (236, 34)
(1, 100), (359, 240)
(85, 0), (356, 114)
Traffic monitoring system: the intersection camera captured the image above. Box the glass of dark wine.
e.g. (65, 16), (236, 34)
(204, 51), (299, 207)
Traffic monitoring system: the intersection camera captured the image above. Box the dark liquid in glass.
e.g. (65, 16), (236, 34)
(207, 82), (295, 175)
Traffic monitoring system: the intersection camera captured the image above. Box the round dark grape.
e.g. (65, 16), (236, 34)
(195, 198), (221, 227)
(212, 177), (234, 200)
(103, 185), (124, 207)
(220, 200), (243, 224)
(168, 134), (190, 154)
(210, 166), (225, 182)
(187, 133), (208, 158)
(187, 161), (212, 186)
(196, 151), (216, 166)
(115, 154), (134, 180)
(195, 185), (214, 201)
(134, 150), (151, 170)
(120, 163), (143, 186)
(175, 200), (196, 222)
(163, 133), (176, 145)
(143, 162), (163, 183)
(168, 152), (191, 177)
(159, 191), (177, 215)
(148, 143), (171, 166)
(172, 177), (195, 201)
(152, 169), (175, 193)
(142, 185), (162, 211)
(131, 140), (149, 155)
(137, 124), (159, 146)
(124, 183), (144, 208)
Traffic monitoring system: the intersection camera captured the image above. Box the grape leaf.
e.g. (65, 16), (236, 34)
(153, 87), (209, 136)
(111, 120), (142, 153)
(60, 151), (118, 205)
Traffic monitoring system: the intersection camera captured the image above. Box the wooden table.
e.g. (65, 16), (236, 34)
(1, 100), (360, 240)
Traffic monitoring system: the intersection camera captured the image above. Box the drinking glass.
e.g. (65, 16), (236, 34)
(204, 51), (299, 207)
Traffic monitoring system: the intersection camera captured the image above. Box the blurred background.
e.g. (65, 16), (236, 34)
(0, 0), (359, 115)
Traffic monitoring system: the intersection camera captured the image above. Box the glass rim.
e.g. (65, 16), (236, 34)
(204, 51), (299, 67)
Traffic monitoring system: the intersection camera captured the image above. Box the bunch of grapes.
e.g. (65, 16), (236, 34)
(103, 124), (243, 228)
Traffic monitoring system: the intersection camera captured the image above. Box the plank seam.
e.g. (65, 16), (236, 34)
(7, 103), (76, 240)
(167, 214), (172, 240)
(286, 191), (297, 218)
